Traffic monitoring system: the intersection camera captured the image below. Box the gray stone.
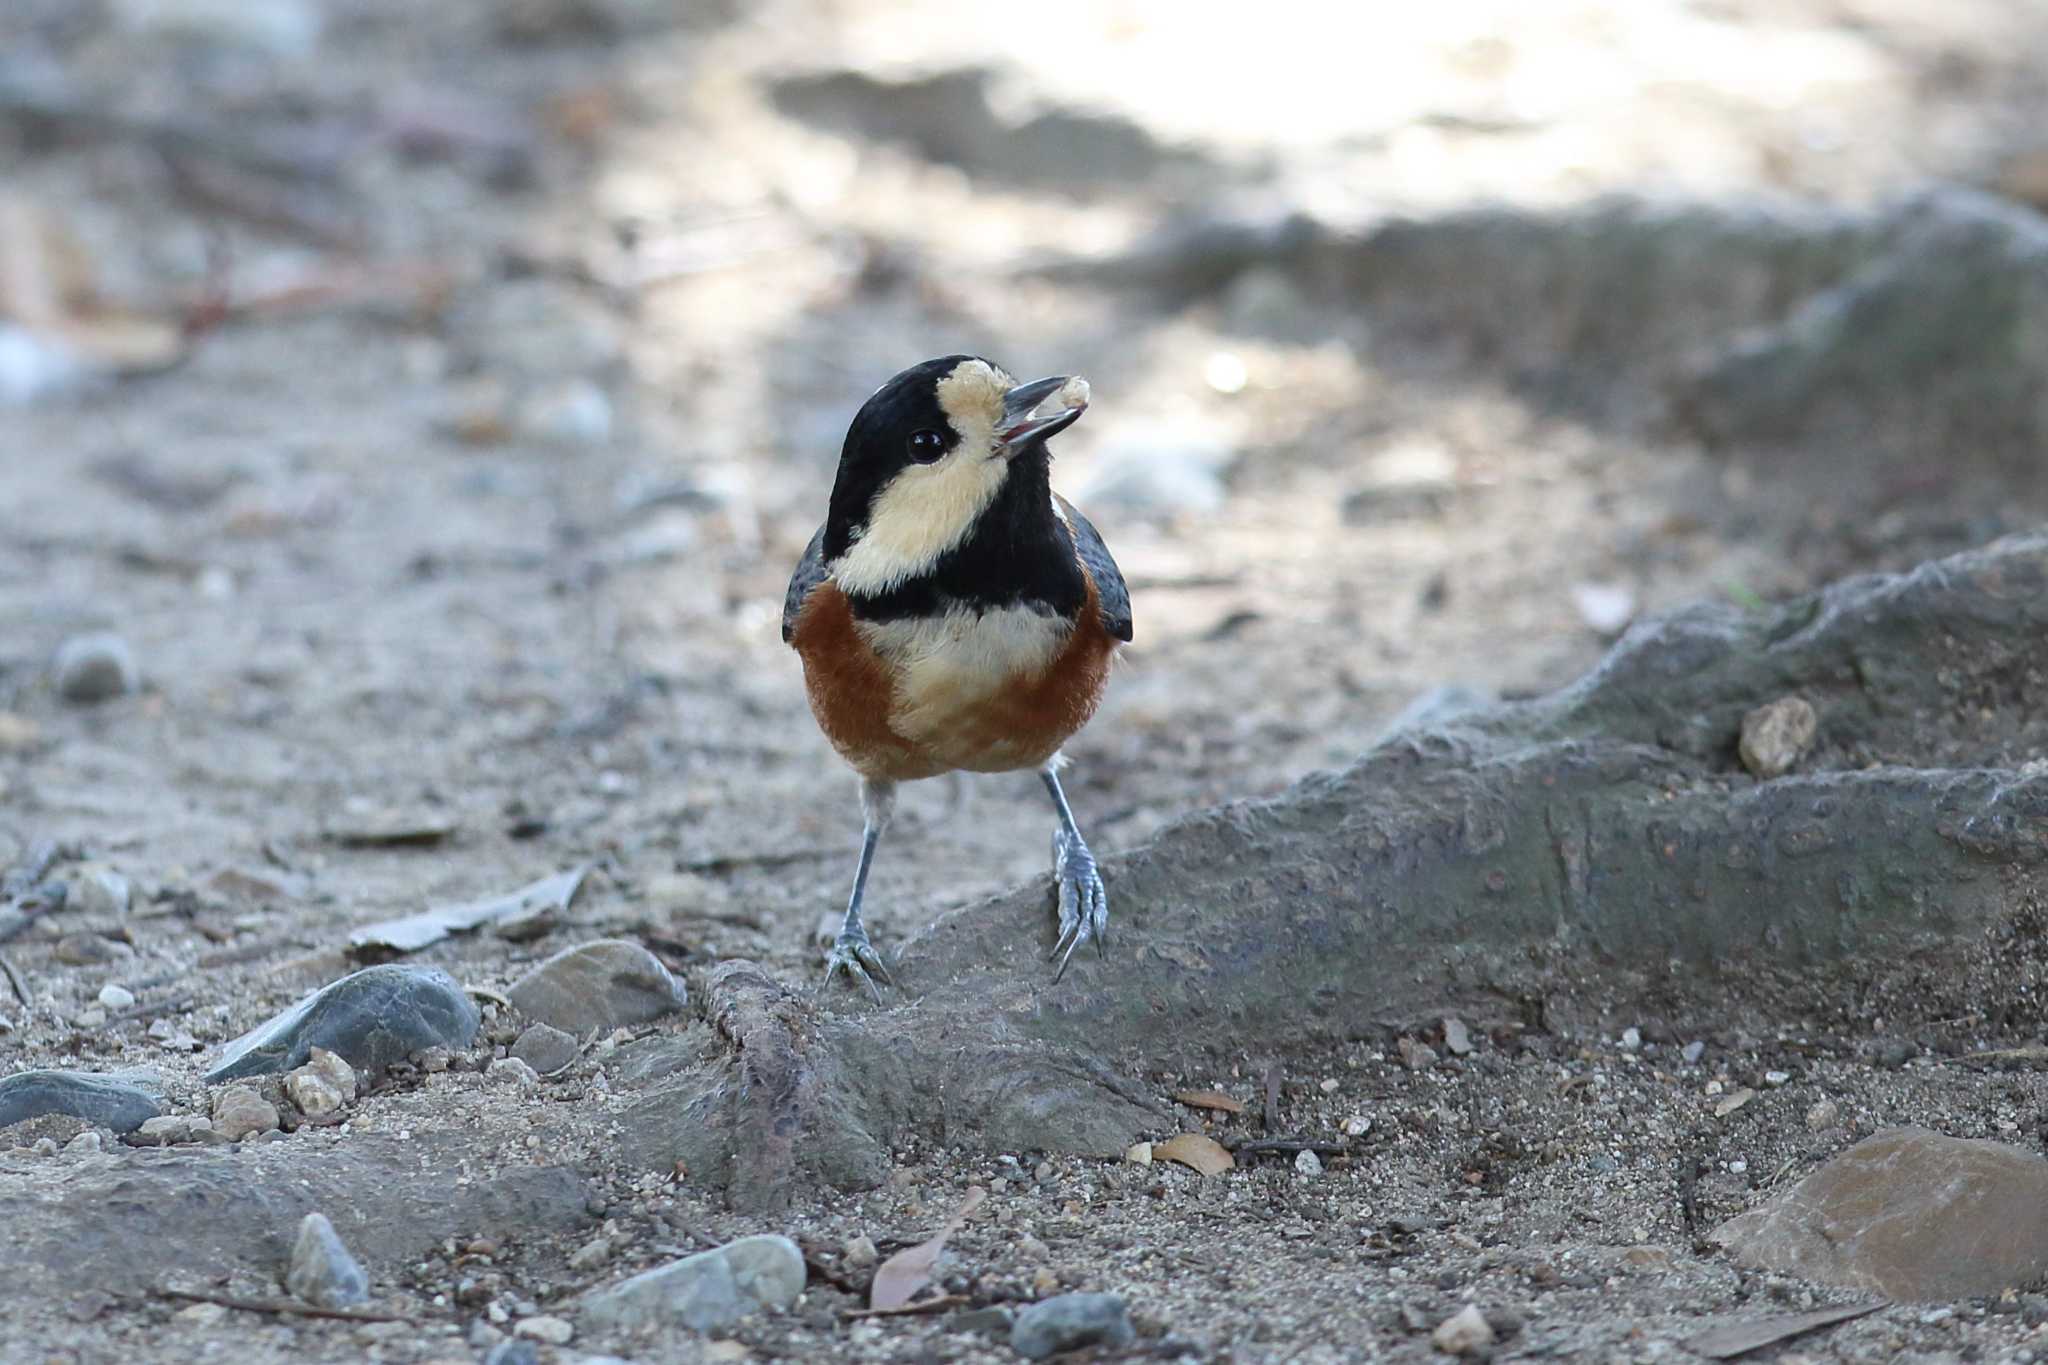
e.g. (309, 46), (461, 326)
(133, 1114), (213, 1146)
(0, 1071), (160, 1134)
(580, 1233), (804, 1333)
(69, 868), (132, 917)
(513, 1315), (573, 1344)
(53, 633), (137, 703)
(287, 1213), (370, 1308)
(482, 1343), (538, 1365)
(507, 940), (684, 1036)
(210, 1085), (280, 1141)
(1011, 1293), (1135, 1360)
(96, 984), (135, 1010)
(208, 964), (480, 1081)
(511, 1022), (579, 1076)
(486, 1056), (541, 1091)
(1714, 1127), (2048, 1300)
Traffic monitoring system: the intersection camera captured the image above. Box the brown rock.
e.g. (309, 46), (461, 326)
(1738, 696), (1817, 779)
(1713, 1127), (2048, 1300)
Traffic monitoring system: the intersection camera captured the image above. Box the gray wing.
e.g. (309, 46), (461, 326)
(781, 524), (830, 643)
(1058, 495), (1132, 643)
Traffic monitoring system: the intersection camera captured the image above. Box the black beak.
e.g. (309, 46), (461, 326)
(998, 376), (1087, 452)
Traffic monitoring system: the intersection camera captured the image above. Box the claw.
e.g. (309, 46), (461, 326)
(823, 928), (890, 1002)
(1049, 827), (1109, 982)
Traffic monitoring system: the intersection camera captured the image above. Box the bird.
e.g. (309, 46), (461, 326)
(782, 355), (1132, 996)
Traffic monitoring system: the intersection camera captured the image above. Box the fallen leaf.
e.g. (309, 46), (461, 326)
(1170, 1089), (1245, 1115)
(1155, 1133), (1234, 1176)
(324, 808), (459, 848)
(869, 1185), (985, 1312)
(0, 195), (188, 390)
(349, 866), (589, 954)
(843, 1293), (971, 1320)
(1714, 1087), (1757, 1118)
(1682, 1302), (1885, 1360)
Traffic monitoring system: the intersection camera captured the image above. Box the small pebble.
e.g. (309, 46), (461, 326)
(133, 1114), (213, 1146)
(65, 1130), (102, 1155)
(568, 1236), (612, 1272)
(519, 379), (613, 448)
(1441, 1017), (1474, 1056)
(841, 1235), (877, 1269)
(1739, 696), (1818, 779)
(97, 984), (135, 1011)
(211, 1084), (281, 1141)
(1681, 1041), (1706, 1065)
(1124, 1142), (1152, 1166)
(53, 633), (138, 704)
(286, 1073), (342, 1116)
(1011, 1292), (1132, 1360)
(1432, 1304), (1495, 1356)
(1343, 1115), (1373, 1137)
(514, 1315), (574, 1345)
(487, 1056), (542, 1091)
(1806, 1099), (1841, 1131)
(510, 1023), (578, 1076)
(1295, 1149), (1324, 1177)
(284, 1049), (358, 1116)
(287, 1212), (370, 1308)
(1620, 1027), (1642, 1052)
(1398, 1038), (1438, 1072)
(69, 868), (132, 919)
(1763, 1069), (1791, 1087)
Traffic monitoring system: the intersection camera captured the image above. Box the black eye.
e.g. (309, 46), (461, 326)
(907, 429), (946, 463)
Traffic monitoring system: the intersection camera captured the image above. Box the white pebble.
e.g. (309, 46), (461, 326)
(1203, 351), (1248, 394)
(98, 984), (135, 1010)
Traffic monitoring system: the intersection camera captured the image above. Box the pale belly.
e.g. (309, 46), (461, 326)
(857, 604), (1098, 775)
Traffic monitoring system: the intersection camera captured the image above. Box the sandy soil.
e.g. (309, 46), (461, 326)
(5, 1), (2048, 1361)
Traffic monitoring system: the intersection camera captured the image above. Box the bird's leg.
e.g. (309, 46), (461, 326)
(1041, 761), (1108, 981)
(823, 778), (896, 1000)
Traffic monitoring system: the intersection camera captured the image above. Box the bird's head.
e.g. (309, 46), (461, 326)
(824, 355), (1089, 597)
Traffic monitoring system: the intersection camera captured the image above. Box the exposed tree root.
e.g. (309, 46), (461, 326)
(638, 533), (2048, 1208)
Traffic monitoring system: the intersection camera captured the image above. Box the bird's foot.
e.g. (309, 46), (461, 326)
(822, 924), (891, 1002)
(1049, 828), (1108, 981)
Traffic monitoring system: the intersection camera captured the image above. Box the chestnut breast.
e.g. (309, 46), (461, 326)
(791, 580), (1118, 782)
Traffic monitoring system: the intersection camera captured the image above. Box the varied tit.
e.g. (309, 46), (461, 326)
(783, 356), (1131, 995)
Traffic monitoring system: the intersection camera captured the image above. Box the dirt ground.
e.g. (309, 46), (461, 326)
(6, 1), (2048, 1361)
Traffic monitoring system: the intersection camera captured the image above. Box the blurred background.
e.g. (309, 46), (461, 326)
(6, 0), (2048, 956)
